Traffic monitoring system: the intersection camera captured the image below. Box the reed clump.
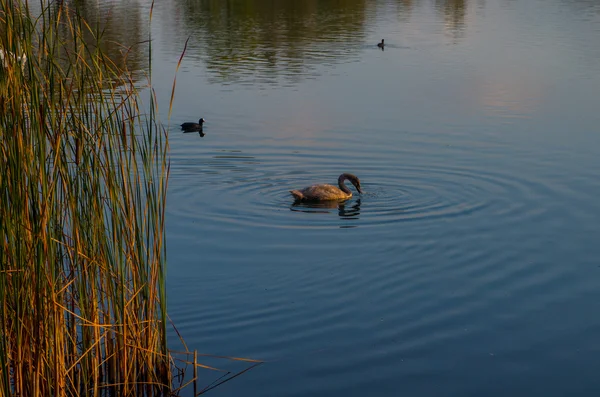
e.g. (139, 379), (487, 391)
(0, 1), (170, 395)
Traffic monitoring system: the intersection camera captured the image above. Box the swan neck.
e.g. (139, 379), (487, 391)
(338, 175), (352, 194)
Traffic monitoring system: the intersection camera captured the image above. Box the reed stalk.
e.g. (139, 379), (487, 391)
(0, 0), (170, 395)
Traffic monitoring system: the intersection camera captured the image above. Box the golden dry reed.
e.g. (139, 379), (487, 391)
(0, 0), (171, 395)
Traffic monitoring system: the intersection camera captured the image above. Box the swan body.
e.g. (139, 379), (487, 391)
(377, 39), (384, 48)
(181, 118), (205, 131)
(290, 173), (362, 201)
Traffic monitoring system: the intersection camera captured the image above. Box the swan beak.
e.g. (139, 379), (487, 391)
(357, 186), (363, 194)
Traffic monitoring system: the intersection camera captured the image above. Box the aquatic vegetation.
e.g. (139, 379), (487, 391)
(0, 48), (27, 70)
(0, 1), (171, 394)
(0, 1), (261, 394)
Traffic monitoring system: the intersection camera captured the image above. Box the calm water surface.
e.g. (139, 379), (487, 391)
(103, 0), (600, 395)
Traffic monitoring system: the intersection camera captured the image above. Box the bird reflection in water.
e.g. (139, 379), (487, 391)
(182, 130), (205, 138)
(290, 198), (361, 219)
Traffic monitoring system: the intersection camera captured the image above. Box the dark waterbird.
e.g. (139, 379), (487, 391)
(181, 118), (206, 132)
(377, 39), (384, 49)
(290, 173), (363, 201)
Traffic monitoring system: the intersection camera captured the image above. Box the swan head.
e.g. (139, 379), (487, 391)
(354, 179), (363, 194)
(340, 173), (363, 194)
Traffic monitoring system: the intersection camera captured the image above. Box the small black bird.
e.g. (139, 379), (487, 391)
(181, 118), (206, 132)
(377, 39), (384, 49)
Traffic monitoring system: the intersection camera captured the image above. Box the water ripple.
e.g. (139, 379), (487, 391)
(168, 148), (551, 231)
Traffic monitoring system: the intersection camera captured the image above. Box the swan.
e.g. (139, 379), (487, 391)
(181, 118), (205, 131)
(290, 173), (363, 201)
(377, 39), (384, 48)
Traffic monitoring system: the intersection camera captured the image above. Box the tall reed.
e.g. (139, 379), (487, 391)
(0, 0), (170, 395)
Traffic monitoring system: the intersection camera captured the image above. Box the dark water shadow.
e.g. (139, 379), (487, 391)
(290, 198), (361, 219)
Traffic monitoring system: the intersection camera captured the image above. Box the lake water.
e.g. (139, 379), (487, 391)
(98, 0), (600, 395)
